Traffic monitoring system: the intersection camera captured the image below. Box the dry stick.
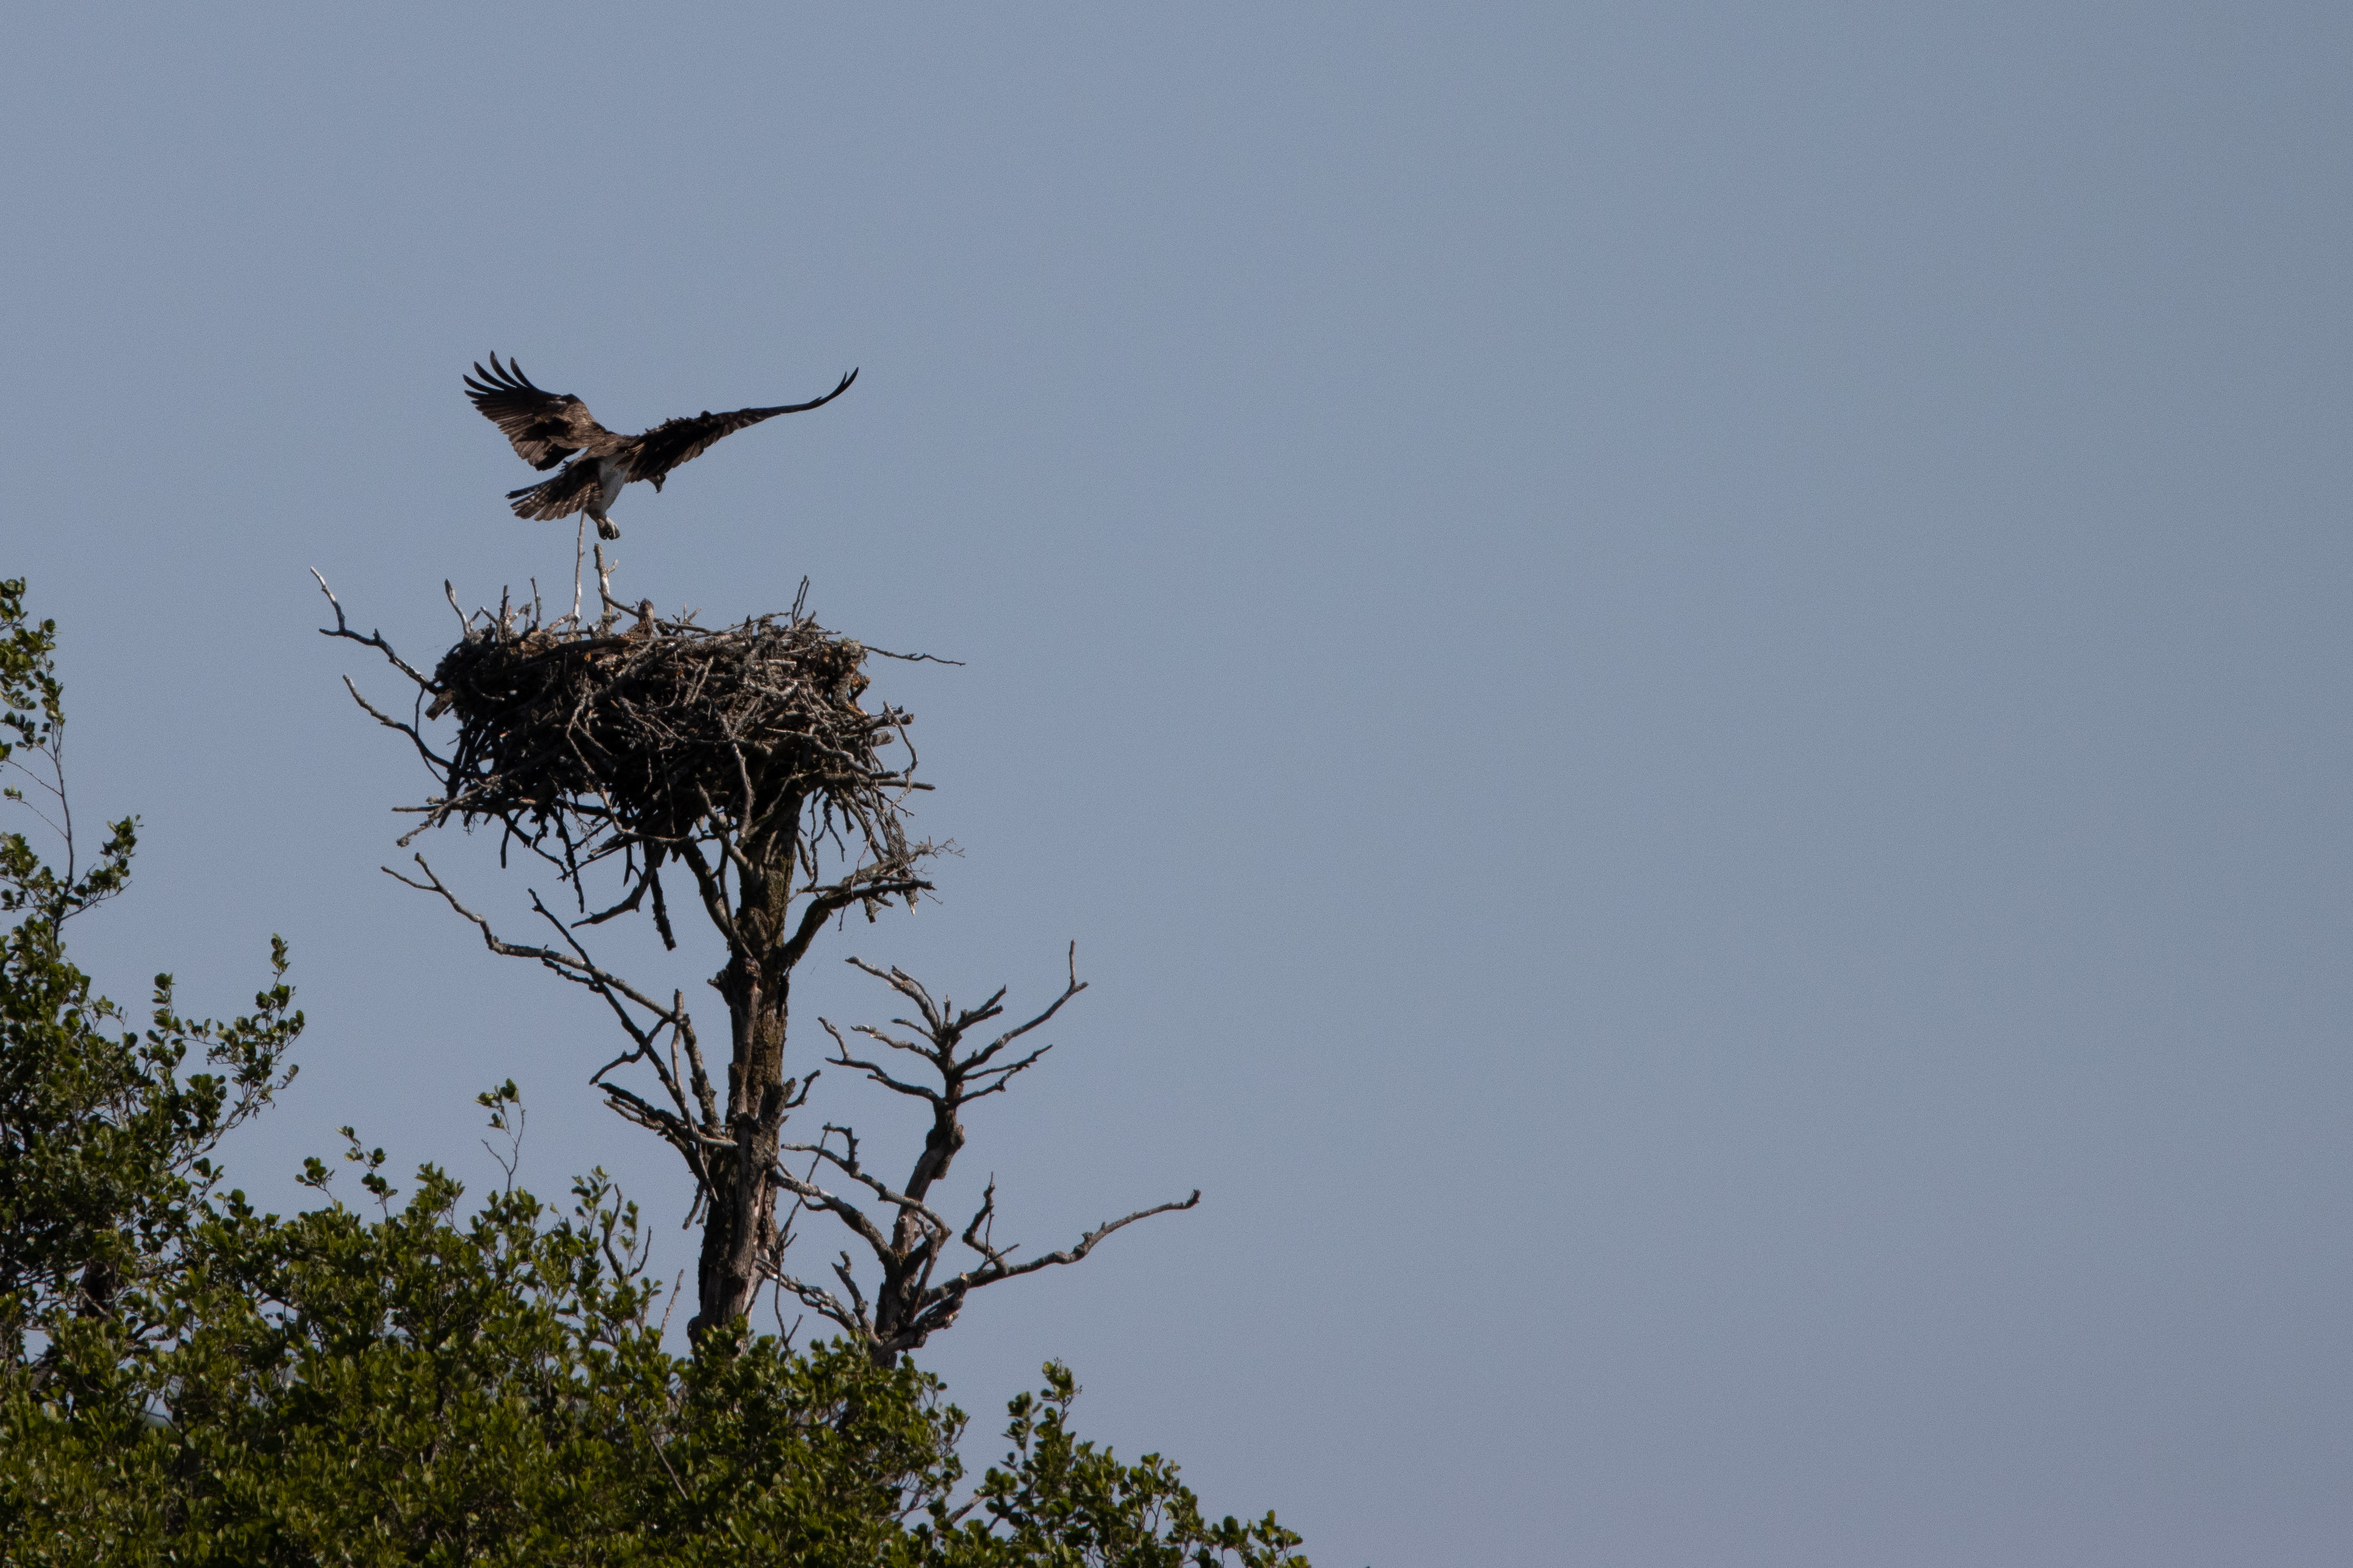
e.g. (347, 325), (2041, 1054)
(312, 570), (435, 691)
(593, 545), (619, 631)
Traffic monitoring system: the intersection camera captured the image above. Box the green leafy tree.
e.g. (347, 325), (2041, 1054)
(5, 1134), (965, 1566)
(0, 576), (301, 1355)
(908, 1362), (1308, 1568)
(5, 1143), (1302, 1565)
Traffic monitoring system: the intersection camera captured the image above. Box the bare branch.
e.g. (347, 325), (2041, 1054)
(764, 946), (1196, 1361)
(313, 569), (435, 691)
(779, 869), (934, 973)
(385, 857), (678, 1022)
(773, 1143), (957, 1242)
(948, 1190), (1202, 1291)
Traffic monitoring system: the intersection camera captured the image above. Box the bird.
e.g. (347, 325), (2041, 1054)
(464, 354), (858, 539)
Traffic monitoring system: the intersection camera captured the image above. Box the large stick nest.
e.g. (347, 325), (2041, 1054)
(415, 603), (920, 872)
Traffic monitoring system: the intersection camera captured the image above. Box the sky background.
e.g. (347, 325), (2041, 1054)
(5, 5), (2352, 1563)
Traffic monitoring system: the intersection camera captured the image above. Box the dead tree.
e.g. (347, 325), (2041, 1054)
(775, 949), (1196, 1362)
(314, 562), (1193, 1353)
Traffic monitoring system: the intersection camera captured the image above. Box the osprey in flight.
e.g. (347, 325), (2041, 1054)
(464, 354), (858, 538)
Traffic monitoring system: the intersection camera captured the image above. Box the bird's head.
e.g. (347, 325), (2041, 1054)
(649, 475), (665, 493)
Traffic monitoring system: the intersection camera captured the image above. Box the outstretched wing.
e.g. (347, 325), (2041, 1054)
(625, 368), (858, 487)
(465, 353), (607, 471)
(506, 458), (604, 521)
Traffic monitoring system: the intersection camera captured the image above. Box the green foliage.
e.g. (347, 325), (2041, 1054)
(3, 1157), (970, 1566)
(2, 1167), (1307, 1564)
(2, 1147), (1305, 1566)
(1, 576), (130, 924)
(3, 1162), (938, 1564)
(0, 579), (1308, 1565)
(0, 577), (303, 1348)
(908, 1363), (1308, 1568)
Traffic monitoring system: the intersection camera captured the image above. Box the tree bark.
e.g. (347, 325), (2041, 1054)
(687, 801), (800, 1340)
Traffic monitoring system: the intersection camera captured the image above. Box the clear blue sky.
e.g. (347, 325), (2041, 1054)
(6, 6), (2352, 1563)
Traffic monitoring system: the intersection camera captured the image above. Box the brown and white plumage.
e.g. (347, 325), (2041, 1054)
(464, 353), (858, 538)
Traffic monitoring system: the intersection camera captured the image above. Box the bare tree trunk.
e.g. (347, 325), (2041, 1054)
(690, 813), (800, 1339)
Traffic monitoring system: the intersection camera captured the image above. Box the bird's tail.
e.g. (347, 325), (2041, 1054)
(505, 460), (602, 522)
